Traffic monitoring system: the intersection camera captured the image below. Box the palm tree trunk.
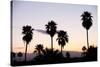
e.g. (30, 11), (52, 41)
(61, 46), (62, 54)
(38, 50), (40, 56)
(86, 30), (89, 49)
(25, 43), (28, 62)
(51, 37), (53, 51)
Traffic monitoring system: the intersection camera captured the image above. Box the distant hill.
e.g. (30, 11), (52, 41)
(62, 51), (82, 58)
(14, 51), (82, 61)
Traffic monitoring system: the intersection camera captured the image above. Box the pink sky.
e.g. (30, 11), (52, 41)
(12, 1), (97, 53)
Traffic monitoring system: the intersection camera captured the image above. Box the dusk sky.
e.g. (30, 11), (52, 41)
(12, 1), (97, 53)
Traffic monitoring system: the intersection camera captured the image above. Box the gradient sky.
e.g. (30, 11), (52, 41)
(12, 1), (97, 53)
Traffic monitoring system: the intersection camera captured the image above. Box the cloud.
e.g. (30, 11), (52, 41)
(35, 29), (48, 35)
(34, 29), (59, 35)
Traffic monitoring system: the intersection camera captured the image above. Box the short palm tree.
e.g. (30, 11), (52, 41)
(82, 46), (87, 52)
(82, 46), (87, 57)
(17, 52), (23, 61)
(22, 25), (33, 62)
(45, 20), (57, 51)
(56, 30), (68, 54)
(81, 11), (93, 49)
(35, 44), (44, 56)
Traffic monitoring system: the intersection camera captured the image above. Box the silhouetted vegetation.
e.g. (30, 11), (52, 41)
(33, 48), (64, 64)
(11, 11), (97, 66)
(81, 11), (93, 49)
(56, 30), (69, 54)
(81, 46), (87, 57)
(45, 20), (57, 51)
(34, 44), (44, 56)
(22, 25), (34, 62)
(11, 45), (97, 66)
(82, 45), (97, 61)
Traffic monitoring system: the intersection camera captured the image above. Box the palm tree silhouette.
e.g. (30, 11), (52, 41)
(87, 46), (97, 60)
(35, 44), (44, 56)
(56, 30), (68, 54)
(45, 20), (57, 51)
(82, 46), (87, 52)
(81, 11), (93, 49)
(82, 46), (87, 57)
(34, 48), (63, 63)
(22, 25), (33, 62)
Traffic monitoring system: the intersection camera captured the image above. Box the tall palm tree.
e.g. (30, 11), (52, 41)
(22, 25), (33, 62)
(35, 44), (44, 56)
(81, 11), (93, 49)
(45, 20), (57, 51)
(56, 30), (68, 54)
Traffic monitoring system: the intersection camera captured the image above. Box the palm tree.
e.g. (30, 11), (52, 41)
(82, 46), (87, 52)
(22, 25), (33, 62)
(56, 30), (68, 54)
(81, 11), (93, 49)
(34, 48), (62, 62)
(82, 46), (87, 57)
(45, 20), (57, 51)
(35, 44), (44, 56)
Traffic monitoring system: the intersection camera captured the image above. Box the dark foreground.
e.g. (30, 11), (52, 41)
(11, 46), (97, 66)
(11, 57), (97, 66)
